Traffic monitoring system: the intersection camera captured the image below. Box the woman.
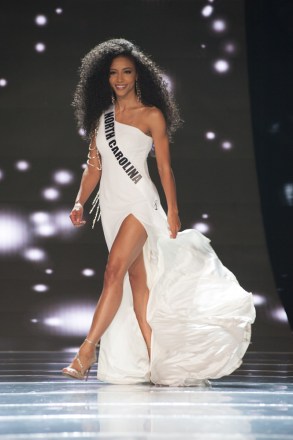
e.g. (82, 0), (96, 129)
(62, 38), (255, 386)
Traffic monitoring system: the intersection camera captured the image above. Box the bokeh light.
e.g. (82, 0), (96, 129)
(252, 293), (267, 306)
(31, 212), (50, 224)
(53, 169), (74, 185)
(15, 160), (31, 172)
(35, 223), (56, 237)
(205, 131), (216, 140)
(192, 222), (210, 234)
(53, 209), (75, 236)
(55, 8), (63, 14)
(23, 247), (46, 262)
(44, 317), (62, 326)
(42, 187), (60, 201)
(221, 141), (233, 150)
(212, 19), (227, 32)
(223, 41), (238, 54)
(81, 268), (95, 277)
(283, 183), (293, 206)
(272, 307), (289, 323)
(35, 15), (47, 26)
(40, 302), (96, 336)
(0, 78), (7, 87)
(0, 213), (29, 254)
(201, 5), (214, 17)
(35, 43), (46, 53)
(213, 59), (230, 73)
(45, 268), (54, 275)
(32, 284), (49, 292)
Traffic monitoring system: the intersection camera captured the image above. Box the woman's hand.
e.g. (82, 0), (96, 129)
(69, 202), (86, 227)
(167, 210), (181, 239)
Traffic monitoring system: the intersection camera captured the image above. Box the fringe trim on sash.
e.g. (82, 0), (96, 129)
(89, 189), (101, 229)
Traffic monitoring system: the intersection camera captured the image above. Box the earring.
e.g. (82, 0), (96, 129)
(111, 92), (115, 105)
(135, 79), (141, 102)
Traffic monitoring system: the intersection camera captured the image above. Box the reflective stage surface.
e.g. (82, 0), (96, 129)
(0, 351), (292, 439)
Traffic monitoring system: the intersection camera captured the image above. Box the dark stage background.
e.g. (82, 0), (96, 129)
(0, 0), (292, 351)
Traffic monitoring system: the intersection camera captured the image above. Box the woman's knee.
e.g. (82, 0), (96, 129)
(104, 259), (126, 286)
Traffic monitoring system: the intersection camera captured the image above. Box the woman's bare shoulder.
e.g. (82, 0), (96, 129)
(142, 106), (165, 125)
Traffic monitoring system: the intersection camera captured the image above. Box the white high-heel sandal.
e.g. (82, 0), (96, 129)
(62, 338), (98, 381)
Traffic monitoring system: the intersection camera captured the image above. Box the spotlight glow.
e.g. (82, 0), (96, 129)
(33, 284), (49, 292)
(252, 293), (266, 306)
(30, 212), (50, 224)
(0, 78), (7, 87)
(55, 8), (63, 14)
(272, 307), (289, 323)
(45, 268), (53, 274)
(202, 213), (209, 219)
(0, 169), (4, 181)
(221, 141), (233, 150)
(223, 42), (237, 54)
(0, 213), (29, 254)
(283, 183), (293, 206)
(44, 317), (62, 326)
(15, 160), (31, 171)
(201, 6), (214, 17)
(42, 187), (60, 201)
(193, 222), (210, 234)
(201, 44), (206, 49)
(212, 19), (227, 32)
(31, 211), (57, 237)
(54, 210), (75, 236)
(23, 247), (46, 262)
(213, 59), (230, 73)
(82, 268), (95, 277)
(81, 163), (87, 169)
(78, 128), (86, 136)
(35, 15), (47, 26)
(53, 169), (74, 185)
(35, 43), (46, 53)
(35, 223), (56, 237)
(206, 131), (216, 140)
(40, 302), (96, 336)
(31, 319), (38, 323)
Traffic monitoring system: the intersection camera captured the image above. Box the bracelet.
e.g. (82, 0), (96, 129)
(87, 158), (102, 170)
(87, 152), (99, 160)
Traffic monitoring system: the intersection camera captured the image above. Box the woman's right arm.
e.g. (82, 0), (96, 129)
(70, 135), (102, 227)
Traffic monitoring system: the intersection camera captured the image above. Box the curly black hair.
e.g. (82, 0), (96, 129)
(72, 38), (182, 141)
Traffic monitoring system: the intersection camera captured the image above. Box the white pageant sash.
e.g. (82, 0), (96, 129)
(90, 105), (158, 228)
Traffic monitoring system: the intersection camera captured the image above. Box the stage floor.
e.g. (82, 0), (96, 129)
(0, 351), (292, 439)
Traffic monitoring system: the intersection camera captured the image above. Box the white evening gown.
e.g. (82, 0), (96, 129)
(93, 105), (256, 386)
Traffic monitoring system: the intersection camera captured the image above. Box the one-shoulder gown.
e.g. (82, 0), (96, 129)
(94, 106), (256, 386)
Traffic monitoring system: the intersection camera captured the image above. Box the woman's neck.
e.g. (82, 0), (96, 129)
(115, 95), (140, 113)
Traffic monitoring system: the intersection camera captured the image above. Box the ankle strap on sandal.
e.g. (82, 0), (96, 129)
(85, 337), (98, 347)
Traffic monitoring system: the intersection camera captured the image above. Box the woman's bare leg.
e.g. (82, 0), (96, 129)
(67, 214), (147, 371)
(129, 251), (152, 357)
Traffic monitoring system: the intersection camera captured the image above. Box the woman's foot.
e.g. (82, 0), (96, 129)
(62, 338), (98, 380)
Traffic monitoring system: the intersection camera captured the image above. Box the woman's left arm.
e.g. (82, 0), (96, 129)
(148, 108), (181, 239)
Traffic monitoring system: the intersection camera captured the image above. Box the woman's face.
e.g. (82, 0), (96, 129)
(109, 56), (137, 99)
